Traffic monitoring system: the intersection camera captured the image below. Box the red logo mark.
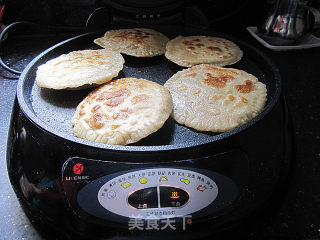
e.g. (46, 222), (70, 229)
(73, 163), (84, 175)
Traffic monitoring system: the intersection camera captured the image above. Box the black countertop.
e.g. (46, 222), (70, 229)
(0, 29), (320, 240)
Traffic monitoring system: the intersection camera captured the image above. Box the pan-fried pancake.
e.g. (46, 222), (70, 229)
(72, 78), (173, 145)
(165, 36), (243, 67)
(94, 28), (169, 57)
(164, 64), (267, 132)
(36, 49), (124, 90)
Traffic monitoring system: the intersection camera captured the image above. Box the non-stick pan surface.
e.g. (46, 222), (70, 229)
(17, 26), (281, 151)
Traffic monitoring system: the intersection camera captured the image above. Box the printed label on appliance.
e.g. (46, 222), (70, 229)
(97, 168), (218, 219)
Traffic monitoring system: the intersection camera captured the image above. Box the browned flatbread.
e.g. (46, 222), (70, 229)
(94, 28), (169, 57)
(72, 78), (173, 145)
(164, 64), (267, 132)
(36, 49), (124, 90)
(165, 36), (243, 67)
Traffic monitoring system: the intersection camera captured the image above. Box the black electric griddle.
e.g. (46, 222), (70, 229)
(16, 26), (281, 151)
(8, 26), (292, 240)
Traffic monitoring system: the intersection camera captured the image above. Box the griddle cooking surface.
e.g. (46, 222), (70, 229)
(18, 27), (280, 150)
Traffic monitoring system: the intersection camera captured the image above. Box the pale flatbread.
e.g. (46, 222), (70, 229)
(36, 49), (124, 90)
(94, 28), (169, 57)
(165, 36), (243, 67)
(72, 78), (173, 145)
(164, 64), (267, 132)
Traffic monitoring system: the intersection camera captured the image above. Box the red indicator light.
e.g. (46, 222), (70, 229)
(197, 185), (207, 192)
(170, 191), (180, 199)
(73, 163), (84, 175)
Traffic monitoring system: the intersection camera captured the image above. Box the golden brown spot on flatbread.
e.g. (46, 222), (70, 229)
(207, 46), (222, 52)
(133, 81), (147, 89)
(120, 107), (133, 114)
(73, 52), (85, 56)
(228, 95), (235, 101)
(178, 85), (187, 92)
(211, 94), (223, 101)
(223, 43), (230, 50)
(73, 65), (88, 69)
(241, 96), (248, 103)
(112, 108), (134, 120)
(235, 80), (255, 94)
(187, 46), (195, 50)
(79, 105), (86, 116)
(87, 87), (101, 102)
(60, 52), (110, 67)
(112, 112), (129, 120)
(203, 73), (234, 88)
(236, 96), (249, 107)
(53, 59), (71, 66)
(105, 96), (125, 107)
(185, 73), (197, 78)
(182, 40), (193, 46)
(79, 109), (86, 116)
(90, 114), (104, 129)
(131, 94), (150, 104)
(87, 55), (107, 63)
(97, 61), (110, 65)
(112, 125), (120, 129)
(96, 89), (130, 102)
(204, 67), (239, 76)
(91, 105), (101, 113)
(112, 30), (151, 44)
(196, 43), (204, 47)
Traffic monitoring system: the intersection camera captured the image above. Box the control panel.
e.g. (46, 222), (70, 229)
(63, 155), (243, 223)
(97, 168), (218, 219)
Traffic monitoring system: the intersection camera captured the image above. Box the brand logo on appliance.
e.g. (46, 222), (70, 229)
(64, 163), (90, 181)
(65, 175), (90, 181)
(73, 163), (84, 175)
